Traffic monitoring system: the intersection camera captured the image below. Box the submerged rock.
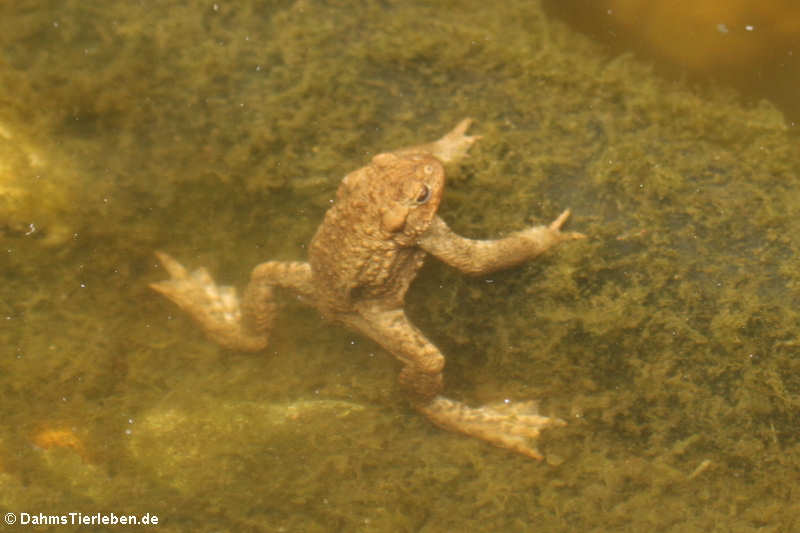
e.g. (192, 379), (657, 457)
(128, 397), (373, 492)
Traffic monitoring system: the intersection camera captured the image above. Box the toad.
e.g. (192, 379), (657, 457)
(150, 119), (584, 459)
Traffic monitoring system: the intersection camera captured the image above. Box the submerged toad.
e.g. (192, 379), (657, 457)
(150, 119), (584, 459)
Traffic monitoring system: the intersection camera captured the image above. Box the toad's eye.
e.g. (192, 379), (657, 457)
(416, 184), (431, 204)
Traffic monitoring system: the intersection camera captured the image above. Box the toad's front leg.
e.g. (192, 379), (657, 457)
(344, 306), (563, 460)
(392, 118), (482, 164)
(149, 252), (312, 351)
(419, 210), (584, 275)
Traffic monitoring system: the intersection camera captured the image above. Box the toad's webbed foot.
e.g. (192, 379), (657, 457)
(149, 251), (269, 351)
(417, 396), (565, 460)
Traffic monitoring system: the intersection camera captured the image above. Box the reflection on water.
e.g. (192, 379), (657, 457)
(544, 0), (800, 124)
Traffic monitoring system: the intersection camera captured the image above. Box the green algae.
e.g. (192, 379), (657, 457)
(1, 0), (800, 531)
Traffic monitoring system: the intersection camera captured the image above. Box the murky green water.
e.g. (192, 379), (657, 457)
(1, 1), (799, 531)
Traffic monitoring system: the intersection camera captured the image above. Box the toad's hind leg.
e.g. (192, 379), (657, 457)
(150, 252), (312, 352)
(417, 397), (565, 461)
(344, 307), (564, 460)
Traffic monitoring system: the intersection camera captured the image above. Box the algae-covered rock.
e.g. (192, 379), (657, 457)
(0, 120), (79, 245)
(128, 397), (372, 492)
(126, 395), (383, 529)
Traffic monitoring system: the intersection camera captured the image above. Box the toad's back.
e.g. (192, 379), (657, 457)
(308, 152), (445, 313)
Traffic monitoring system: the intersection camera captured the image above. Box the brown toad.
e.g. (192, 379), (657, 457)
(150, 119), (584, 459)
